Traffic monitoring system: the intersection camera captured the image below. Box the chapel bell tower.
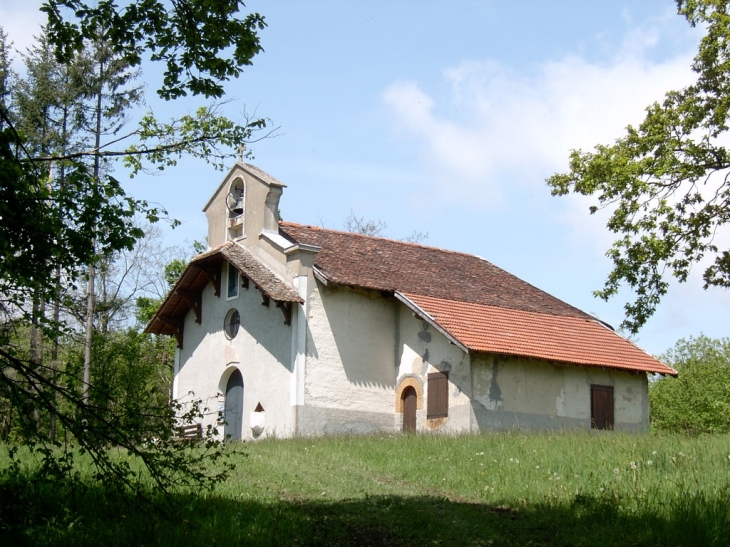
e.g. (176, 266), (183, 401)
(202, 162), (285, 249)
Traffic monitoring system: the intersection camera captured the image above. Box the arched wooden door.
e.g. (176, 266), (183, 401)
(224, 369), (244, 440)
(402, 386), (417, 432)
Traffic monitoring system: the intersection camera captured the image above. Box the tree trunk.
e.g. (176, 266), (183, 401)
(82, 47), (105, 404)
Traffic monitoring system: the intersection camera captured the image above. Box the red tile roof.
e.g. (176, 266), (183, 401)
(280, 223), (591, 318)
(402, 293), (676, 376)
(280, 222), (676, 376)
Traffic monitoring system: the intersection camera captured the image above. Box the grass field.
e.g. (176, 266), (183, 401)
(2, 431), (729, 546)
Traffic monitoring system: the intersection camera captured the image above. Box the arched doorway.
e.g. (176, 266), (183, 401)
(402, 386), (417, 432)
(224, 369), (244, 440)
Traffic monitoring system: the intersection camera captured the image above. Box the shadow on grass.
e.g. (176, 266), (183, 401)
(1, 478), (728, 547)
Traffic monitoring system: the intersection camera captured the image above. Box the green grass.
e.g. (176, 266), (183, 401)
(2, 432), (730, 546)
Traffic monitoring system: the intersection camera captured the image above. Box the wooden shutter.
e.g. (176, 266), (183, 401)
(591, 385), (614, 430)
(427, 372), (449, 419)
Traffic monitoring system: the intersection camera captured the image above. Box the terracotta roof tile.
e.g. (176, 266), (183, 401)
(216, 244), (302, 303)
(403, 293), (676, 376)
(280, 223), (590, 319)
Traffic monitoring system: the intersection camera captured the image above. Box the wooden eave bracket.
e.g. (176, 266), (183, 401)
(276, 300), (292, 325)
(159, 317), (185, 349)
(251, 282), (294, 326)
(175, 289), (202, 324)
(255, 284), (270, 307)
(195, 264), (221, 297)
(241, 275), (249, 289)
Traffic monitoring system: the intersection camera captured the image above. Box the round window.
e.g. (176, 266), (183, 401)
(224, 309), (240, 339)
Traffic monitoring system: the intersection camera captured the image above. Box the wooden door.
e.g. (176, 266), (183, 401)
(224, 369), (244, 440)
(402, 386), (417, 432)
(591, 385), (614, 430)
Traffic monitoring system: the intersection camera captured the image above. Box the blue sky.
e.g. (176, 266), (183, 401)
(3, 1), (728, 356)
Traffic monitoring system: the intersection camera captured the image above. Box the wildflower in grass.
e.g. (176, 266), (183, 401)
(630, 461), (638, 470)
(613, 468), (620, 474)
(652, 451), (658, 456)
(647, 460), (653, 466)
(535, 465), (540, 469)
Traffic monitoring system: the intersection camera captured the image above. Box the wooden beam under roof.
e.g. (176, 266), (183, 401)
(158, 316), (185, 349)
(175, 289), (202, 324)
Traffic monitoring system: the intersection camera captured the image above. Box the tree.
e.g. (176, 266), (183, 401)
(343, 210), (388, 237)
(0, 28), (13, 131)
(134, 237), (205, 327)
(342, 210), (430, 243)
(547, 0), (730, 333)
(650, 335), (730, 434)
(0, 0), (269, 506)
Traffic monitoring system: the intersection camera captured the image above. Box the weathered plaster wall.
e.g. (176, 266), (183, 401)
(299, 283), (397, 434)
(395, 308), (472, 433)
(469, 354), (650, 432)
(175, 261), (294, 440)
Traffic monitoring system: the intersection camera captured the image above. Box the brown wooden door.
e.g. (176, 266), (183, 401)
(591, 385), (614, 430)
(402, 387), (417, 432)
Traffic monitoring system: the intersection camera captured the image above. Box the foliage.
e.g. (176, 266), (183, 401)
(0, 27), (12, 130)
(547, 0), (730, 333)
(2, 432), (730, 546)
(42, 0), (266, 100)
(134, 238), (204, 327)
(0, 0), (269, 507)
(650, 335), (730, 434)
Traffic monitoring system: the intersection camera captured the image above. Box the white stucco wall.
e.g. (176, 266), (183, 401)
(299, 283), (398, 434)
(174, 264), (650, 438)
(175, 261), (295, 440)
(469, 354), (650, 432)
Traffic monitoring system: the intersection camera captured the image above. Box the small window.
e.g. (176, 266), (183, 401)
(224, 309), (240, 339)
(591, 384), (614, 430)
(227, 262), (239, 299)
(427, 371), (449, 419)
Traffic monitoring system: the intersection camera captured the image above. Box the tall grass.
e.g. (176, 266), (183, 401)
(2, 432), (729, 546)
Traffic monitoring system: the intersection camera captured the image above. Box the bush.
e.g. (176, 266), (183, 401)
(650, 335), (730, 434)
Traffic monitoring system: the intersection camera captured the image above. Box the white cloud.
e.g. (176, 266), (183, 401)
(381, 22), (698, 207)
(381, 16), (703, 266)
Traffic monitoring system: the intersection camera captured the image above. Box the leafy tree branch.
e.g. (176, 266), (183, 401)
(548, 0), (730, 333)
